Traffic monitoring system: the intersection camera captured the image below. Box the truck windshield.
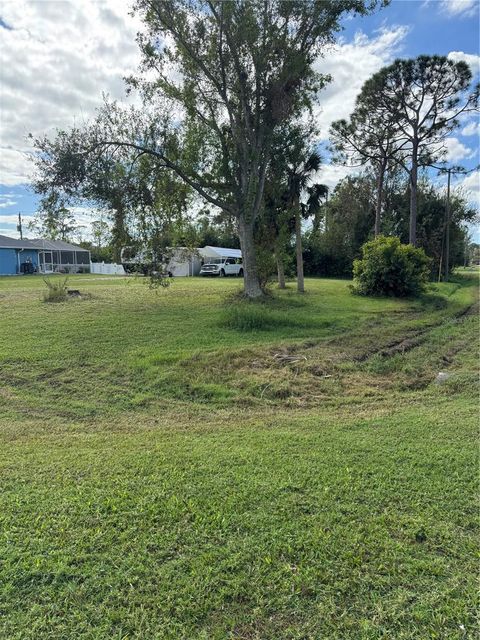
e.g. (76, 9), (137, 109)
(205, 258), (224, 264)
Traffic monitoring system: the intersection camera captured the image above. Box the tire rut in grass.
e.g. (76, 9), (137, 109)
(156, 298), (478, 407)
(355, 300), (478, 365)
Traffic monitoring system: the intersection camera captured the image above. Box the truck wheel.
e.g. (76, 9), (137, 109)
(238, 269), (244, 277)
(219, 269), (225, 277)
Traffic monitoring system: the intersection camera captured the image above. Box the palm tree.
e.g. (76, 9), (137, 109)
(305, 183), (329, 234)
(287, 152), (326, 292)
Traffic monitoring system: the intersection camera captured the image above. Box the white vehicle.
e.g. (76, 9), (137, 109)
(200, 255), (243, 277)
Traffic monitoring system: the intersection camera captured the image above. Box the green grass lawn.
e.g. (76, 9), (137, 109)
(0, 273), (478, 639)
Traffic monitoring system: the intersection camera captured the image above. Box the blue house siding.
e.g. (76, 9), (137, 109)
(0, 249), (18, 275)
(0, 248), (39, 275)
(19, 249), (39, 271)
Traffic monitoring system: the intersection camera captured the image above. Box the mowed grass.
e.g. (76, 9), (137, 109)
(0, 275), (411, 418)
(0, 273), (478, 639)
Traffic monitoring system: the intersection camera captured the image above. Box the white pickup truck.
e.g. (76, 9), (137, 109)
(200, 256), (244, 277)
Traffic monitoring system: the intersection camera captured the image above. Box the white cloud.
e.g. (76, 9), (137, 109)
(0, 0), (143, 187)
(312, 164), (359, 191)
(444, 137), (476, 162)
(0, 200), (17, 209)
(447, 51), (480, 75)
(456, 170), (480, 205)
(0, 192), (21, 200)
(439, 0), (478, 17)
(0, 213), (34, 225)
(314, 26), (409, 138)
(461, 121), (480, 137)
(0, 148), (35, 187)
(0, 205), (105, 241)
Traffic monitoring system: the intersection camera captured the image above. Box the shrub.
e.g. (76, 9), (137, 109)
(352, 236), (431, 297)
(43, 277), (69, 303)
(255, 245), (277, 290)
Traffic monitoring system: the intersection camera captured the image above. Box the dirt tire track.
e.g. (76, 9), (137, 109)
(354, 300), (478, 363)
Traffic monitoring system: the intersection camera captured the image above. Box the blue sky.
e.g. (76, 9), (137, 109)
(344, 0), (480, 57)
(0, 0), (478, 240)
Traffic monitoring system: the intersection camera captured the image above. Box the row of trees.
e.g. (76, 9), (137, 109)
(330, 56), (478, 246)
(303, 171), (477, 279)
(29, 1), (478, 297)
(35, 164), (476, 282)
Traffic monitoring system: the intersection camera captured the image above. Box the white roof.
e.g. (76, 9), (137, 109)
(200, 246), (242, 258)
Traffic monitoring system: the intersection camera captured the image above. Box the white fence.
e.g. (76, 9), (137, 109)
(90, 262), (126, 275)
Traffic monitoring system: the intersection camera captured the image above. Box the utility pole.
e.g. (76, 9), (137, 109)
(432, 164), (478, 283)
(323, 189), (329, 234)
(17, 213), (23, 240)
(444, 168), (451, 282)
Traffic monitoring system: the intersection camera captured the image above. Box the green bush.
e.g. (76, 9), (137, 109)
(43, 277), (69, 303)
(352, 236), (431, 297)
(255, 245), (277, 290)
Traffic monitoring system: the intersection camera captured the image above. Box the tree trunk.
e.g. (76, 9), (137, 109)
(112, 197), (127, 263)
(238, 216), (264, 298)
(374, 160), (386, 237)
(295, 198), (305, 293)
(409, 145), (418, 246)
(276, 250), (286, 289)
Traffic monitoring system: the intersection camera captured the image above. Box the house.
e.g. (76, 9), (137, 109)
(0, 235), (40, 275)
(28, 238), (91, 274)
(0, 235), (91, 275)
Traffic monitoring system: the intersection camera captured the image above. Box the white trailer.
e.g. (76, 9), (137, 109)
(167, 248), (203, 277)
(121, 245), (202, 276)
